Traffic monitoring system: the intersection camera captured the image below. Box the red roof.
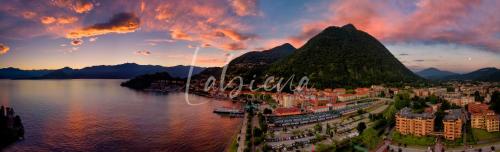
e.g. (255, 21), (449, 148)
(332, 102), (347, 107)
(333, 88), (346, 92)
(274, 107), (300, 114)
(468, 103), (490, 113)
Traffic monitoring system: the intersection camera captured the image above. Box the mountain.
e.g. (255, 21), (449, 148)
(444, 67), (500, 81)
(0, 63), (204, 79)
(120, 72), (175, 90)
(226, 43), (296, 80)
(0, 68), (53, 79)
(416, 68), (458, 80)
(267, 24), (421, 88)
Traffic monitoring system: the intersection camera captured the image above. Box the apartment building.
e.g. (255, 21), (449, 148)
(469, 102), (500, 132)
(443, 109), (463, 140)
(396, 107), (435, 136)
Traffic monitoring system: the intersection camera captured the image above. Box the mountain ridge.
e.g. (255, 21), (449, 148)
(443, 67), (500, 81)
(0, 63), (204, 79)
(416, 67), (458, 80)
(266, 24), (422, 88)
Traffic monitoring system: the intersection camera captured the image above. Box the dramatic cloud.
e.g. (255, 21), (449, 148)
(51, 0), (94, 13)
(88, 37), (98, 42)
(291, 0), (500, 52)
(135, 50), (151, 56)
(0, 0), (257, 51)
(230, 0), (259, 16)
(73, 1), (94, 13)
(71, 39), (83, 46)
(41, 16), (57, 24)
(222, 42), (247, 51)
(170, 29), (192, 41)
(40, 16), (78, 25)
(66, 13), (140, 39)
(0, 43), (10, 55)
(216, 29), (255, 41)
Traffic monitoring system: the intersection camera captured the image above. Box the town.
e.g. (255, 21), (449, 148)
(186, 81), (500, 152)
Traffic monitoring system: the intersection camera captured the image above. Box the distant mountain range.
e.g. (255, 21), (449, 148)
(443, 67), (500, 81)
(416, 67), (500, 81)
(416, 68), (457, 80)
(266, 24), (421, 88)
(0, 63), (204, 79)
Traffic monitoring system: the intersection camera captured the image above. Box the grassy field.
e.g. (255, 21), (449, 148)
(390, 131), (436, 146)
(472, 128), (500, 142)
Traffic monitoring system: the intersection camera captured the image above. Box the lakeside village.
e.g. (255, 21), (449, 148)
(146, 78), (500, 152)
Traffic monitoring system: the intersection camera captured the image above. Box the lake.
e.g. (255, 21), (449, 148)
(0, 79), (242, 151)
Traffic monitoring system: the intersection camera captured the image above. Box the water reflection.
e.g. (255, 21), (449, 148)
(1, 80), (241, 151)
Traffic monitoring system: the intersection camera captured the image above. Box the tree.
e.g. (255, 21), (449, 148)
(473, 91), (484, 102)
(357, 109), (365, 115)
(314, 123), (323, 132)
(262, 144), (272, 152)
(357, 122), (367, 134)
(383, 104), (397, 124)
(315, 143), (336, 152)
(380, 91), (386, 97)
(394, 94), (410, 110)
(490, 91), (500, 113)
(263, 108), (272, 114)
(361, 128), (381, 149)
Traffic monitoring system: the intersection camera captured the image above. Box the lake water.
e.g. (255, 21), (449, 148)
(0, 79), (242, 151)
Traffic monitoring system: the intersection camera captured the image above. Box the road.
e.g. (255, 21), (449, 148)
(237, 113), (248, 152)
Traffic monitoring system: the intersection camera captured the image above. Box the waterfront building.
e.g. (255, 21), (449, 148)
(395, 107), (435, 136)
(443, 109), (464, 140)
(333, 88), (346, 95)
(274, 107), (301, 116)
(338, 94), (356, 102)
(310, 106), (330, 113)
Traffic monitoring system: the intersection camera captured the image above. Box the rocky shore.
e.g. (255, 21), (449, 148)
(0, 106), (25, 149)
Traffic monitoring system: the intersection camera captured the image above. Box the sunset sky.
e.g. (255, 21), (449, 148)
(0, 0), (499, 73)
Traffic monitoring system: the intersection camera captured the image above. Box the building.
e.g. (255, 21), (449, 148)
(443, 109), (463, 140)
(448, 96), (474, 107)
(310, 106), (330, 113)
(331, 102), (347, 110)
(396, 107), (435, 137)
(338, 94), (356, 102)
(469, 102), (500, 132)
(274, 107), (301, 116)
(486, 115), (500, 132)
(413, 88), (430, 97)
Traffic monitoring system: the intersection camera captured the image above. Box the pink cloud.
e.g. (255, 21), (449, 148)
(230, 0), (259, 16)
(222, 42), (247, 51)
(290, 0), (500, 52)
(0, 43), (10, 55)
